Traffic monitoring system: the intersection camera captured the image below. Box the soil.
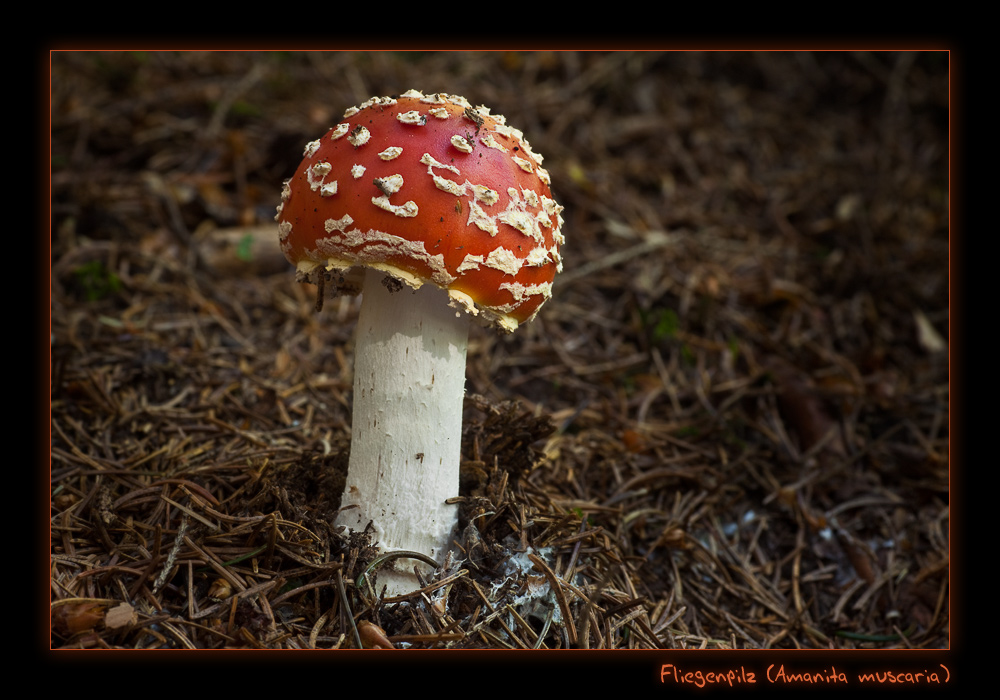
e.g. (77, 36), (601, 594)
(50, 51), (949, 650)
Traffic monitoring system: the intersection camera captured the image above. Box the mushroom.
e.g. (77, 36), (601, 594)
(276, 90), (564, 595)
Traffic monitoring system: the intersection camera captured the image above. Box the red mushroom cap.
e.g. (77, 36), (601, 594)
(276, 90), (564, 332)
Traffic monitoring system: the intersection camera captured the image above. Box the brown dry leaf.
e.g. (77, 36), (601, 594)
(913, 310), (947, 354)
(104, 602), (137, 630)
(52, 601), (107, 636)
(358, 621), (394, 649)
(768, 359), (847, 458)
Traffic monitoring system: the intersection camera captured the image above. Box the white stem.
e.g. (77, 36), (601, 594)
(335, 268), (469, 596)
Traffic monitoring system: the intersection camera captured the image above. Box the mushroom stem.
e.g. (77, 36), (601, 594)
(336, 267), (469, 596)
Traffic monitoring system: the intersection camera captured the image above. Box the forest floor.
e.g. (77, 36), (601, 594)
(50, 51), (949, 651)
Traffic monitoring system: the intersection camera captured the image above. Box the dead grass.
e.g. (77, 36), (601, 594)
(50, 50), (949, 650)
